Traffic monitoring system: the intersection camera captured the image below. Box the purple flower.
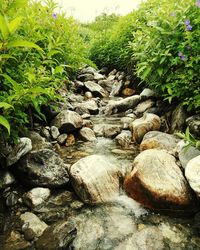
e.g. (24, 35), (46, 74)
(186, 24), (193, 31)
(170, 12), (175, 16)
(52, 13), (57, 19)
(181, 55), (186, 61)
(186, 46), (191, 50)
(178, 52), (183, 57)
(184, 20), (190, 25)
(196, 0), (200, 7)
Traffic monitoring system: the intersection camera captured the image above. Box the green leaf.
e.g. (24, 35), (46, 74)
(0, 102), (14, 110)
(0, 14), (9, 40)
(7, 40), (42, 51)
(142, 67), (151, 79)
(0, 54), (17, 61)
(0, 115), (10, 134)
(0, 73), (21, 90)
(9, 16), (23, 34)
(157, 68), (163, 77)
(185, 127), (190, 141)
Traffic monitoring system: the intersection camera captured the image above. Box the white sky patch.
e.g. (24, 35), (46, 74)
(54, 0), (144, 23)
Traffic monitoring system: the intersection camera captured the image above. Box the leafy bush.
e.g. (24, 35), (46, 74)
(0, 0), (88, 139)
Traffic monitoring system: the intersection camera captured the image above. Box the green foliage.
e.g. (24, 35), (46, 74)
(0, 0), (89, 139)
(177, 127), (200, 149)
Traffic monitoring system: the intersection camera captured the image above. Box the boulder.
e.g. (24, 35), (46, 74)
(121, 116), (136, 129)
(124, 149), (195, 212)
(94, 72), (105, 81)
(50, 126), (60, 140)
(15, 149), (69, 187)
(51, 110), (83, 134)
(103, 125), (121, 138)
(108, 69), (117, 76)
(0, 171), (15, 189)
(84, 81), (108, 98)
(77, 100), (99, 115)
(98, 79), (113, 92)
(170, 104), (187, 133)
(140, 131), (180, 152)
(133, 99), (155, 116)
(186, 115), (200, 137)
(80, 66), (96, 75)
(4, 231), (31, 250)
(77, 73), (94, 82)
(35, 220), (77, 250)
(28, 131), (52, 150)
(57, 134), (68, 145)
(179, 146), (200, 169)
(110, 81), (124, 96)
(69, 155), (122, 204)
(122, 88), (136, 96)
(115, 130), (132, 148)
(140, 88), (158, 100)
(20, 212), (48, 240)
(131, 113), (161, 143)
(185, 155), (200, 197)
(79, 127), (96, 142)
(23, 187), (50, 209)
(7, 138), (32, 166)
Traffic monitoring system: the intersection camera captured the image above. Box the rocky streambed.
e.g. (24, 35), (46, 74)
(1, 66), (200, 249)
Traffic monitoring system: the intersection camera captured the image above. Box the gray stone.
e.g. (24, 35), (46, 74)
(98, 79), (113, 92)
(104, 125), (121, 138)
(51, 110), (83, 134)
(20, 212), (48, 240)
(140, 88), (158, 100)
(77, 100), (99, 115)
(84, 81), (108, 98)
(121, 117), (136, 129)
(140, 131), (180, 152)
(84, 91), (93, 99)
(28, 131), (52, 150)
(23, 187), (50, 209)
(133, 99), (155, 116)
(40, 127), (51, 141)
(0, 171), (15, 188)
(115, 130), (132, 148)
(179, 146), (200, 169)
(50, 126), (60, 140)
(170, 104), (187, 133)
(185, 155), (200, 197)
(186, 115), (200, 137)
(79, 127), (96, 142)
(77, 73), (94, 82)
(125, 149), (195, 212)
(80, 66), (96, 75)
(131, 113), (161, 143)
(110, 81), (124, 96)
(69, 155), (122, 204)
(94, 72), (105, 81)
(15, 149), (69, 187)
(108, 69), (117, 76)
(7, 138), (32, 166)
(57, 134), (68, 145)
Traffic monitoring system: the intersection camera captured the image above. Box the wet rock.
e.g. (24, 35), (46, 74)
(140, 88), (158, 100)
(121, 117), (136, 129)
(170, 104), (187, 133)
(98, 79), (113, 92)
(179, 146), (200, 169)
(0, 171), (15, 189)
(133, 99), (155, 116)
(77, 73), (94, 82)
(35, 220), (77, 250)
(115, 130), (132, 148)
(186, 115), (200, 137)
(131, 113), (161, 143)
(65, 134), (76, 146)
(7, 138), (32, 166)
(83, 119), (93, 129)
(20, 212), (48, 240)
(50, 126), (60, 140)
(124, 149), (195, 212)
(185, 155), (200, 197)
(105, 95), (141, 114)
(122, 88), (136, 96)
(23, 187), (50, 209)
(15, 149), (69, 187)
(79, 127), (96, 142)
(93, 124), (105, 137)
(28, 131), (52, 150)
(4, 230), (32, 250)
(104, 125), (121, 138)
(77, 99), (99, 115)
(94, 72), (105, 81)
(51, 110), (83, 134)
(110, 81), (124, 96)
(69, 155), (122, 204)
(40, 127), (51, 141)
(140, 131), (180, 152)
(57, 134), (68, 145)
(84, 81), (108, 98)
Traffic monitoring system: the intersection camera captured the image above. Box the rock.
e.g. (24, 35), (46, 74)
(122, 88), (136, 96)
(98, 67), (108, 74)
(104, 125), (121, 138)
(78, 100), (99, 115)
(105, 95), (141, 114)
(140, 131), (180, 152)
(133, 99), (155, 116)
(7, 138), (32, 166)
(28, 131), (52, 150)
(140, 88), (158, 100)
(20, 212), (48, 240)
(110, 81), (124, 96)
(79, 127), (96, 142)
(121, 117), (136, 129)
(83, 119), (93, 129)
(74, 80), (84, 92)
(57, 134), (68, 145)
(107, 75), (116, 81)
(179, 146), (200, 169)
(80, 66), (96, 75)
(0, 171), (15, 189)
(84, 91), (93, 99)
(69, 155), (122, 204)
(94, 72), (105, 81)
(77, 73), (94, 82)
(93, 124), (105, 137)
(23, 187), (50, 209)
(108, 69), (117, 76)
(186, 115), (200, 137)
(84, 81), (108, 98)
(65, 134), (76, 146)
(51, 110), (83, 134)
(185, 155), (200, 197)
(35, 220), (77, 250)
(40, 127), (51, 140)
(50, 126), (60, 140)
(124, 149), (195, 212)
(98, 79), (113, 92)
(4, 231), (31, 250)
(5, 191), (18, 207)
(115, 130), (132, 148)
(15, 149), (69, 187)
(131, 113), (161, 143)
(170, 104), (187, 133)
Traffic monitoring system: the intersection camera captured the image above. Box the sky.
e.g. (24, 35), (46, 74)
(54, 0), (144, 23)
